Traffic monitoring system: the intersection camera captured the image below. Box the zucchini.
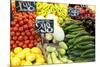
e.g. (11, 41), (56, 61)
(81, 53), (95, 58)
(68, 39), (74, 44)
(73, 36), (95, 45)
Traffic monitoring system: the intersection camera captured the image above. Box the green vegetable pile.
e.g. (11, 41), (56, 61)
(46, 42), (73, 64)
(36, 2), (71, 24)
(62, 20), (95, 62)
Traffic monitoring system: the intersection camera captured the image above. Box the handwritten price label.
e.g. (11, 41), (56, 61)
(15, 1), (36, 12)
(35, 19), (54, 33)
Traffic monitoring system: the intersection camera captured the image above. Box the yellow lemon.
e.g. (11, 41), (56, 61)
(16, 51), (25, 60)
(36, 57), (45, 63)
(36, 54), (44, 59)
(11, 56), (21, 67)
(26, 53), (36, 62)
(25, 51), (32, 57)
(14, 47), (22, 54)
(34, 62), (42, 65)
(21, 60), (26, 66)
(24, 61), (32, 65)
(23, 48), (31, 54)
(31, 47), (42, 54)
(10, 51), (15, 57)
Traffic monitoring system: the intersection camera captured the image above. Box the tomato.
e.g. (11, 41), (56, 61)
(19, 21), (24, 26)
(13, 27), (18, 31)
(11, 21), (16, 27)
(12, 44), (17, 49)
(28, 44), (33, 48)
(24, 19), (28, 23)
(26, 31), (31, 36)
(15, 24), (20, 27)
(23, 24), (28, 30)
(21, 32), (25, 36)
(24, 36), (28, 40)
(19, 27), (24, 32)
(11, 40), (15, 45)
(18, 42), (23, 47)
(18, 36), (23, 41)
(16, 32), (20, 36)
(16, 40), (19, 44)
(29, 36), (33, 40)
(11, 31), (15, 36)
(22, 44), (27, 48)
(12, 36), (17, 40)
(24, 40), (30, 44)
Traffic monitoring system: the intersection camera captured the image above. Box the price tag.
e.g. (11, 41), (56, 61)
(15, 0), (36, 12)
(68, 7), (79, 17)
(35, 19), (54, 33)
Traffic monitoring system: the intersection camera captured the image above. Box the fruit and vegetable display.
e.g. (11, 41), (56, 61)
(10, 1), (95, 67)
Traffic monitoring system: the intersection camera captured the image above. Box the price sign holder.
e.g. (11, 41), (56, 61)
(15, 0), (36, 12)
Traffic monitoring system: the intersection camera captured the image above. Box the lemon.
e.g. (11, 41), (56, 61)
(23, 48), (31, 54)
(36, 54), (44, 59)
(14, 47), (22, 54)
(25, 52), (32, 57)
(26, 53), (36, 62)
(34, 62), (42, 65)
(21, 60), (26, 66)
(31, 47), (42, 54)
(10, 51), (15, 57)
(24, 61), (32, 65)
(11, 56), (21, 67)
(36, 57), (45, 63)
(16, 51), (25, 60)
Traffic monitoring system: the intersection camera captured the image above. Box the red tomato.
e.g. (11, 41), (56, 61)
(23, 24), (28, 30)
(29, 36), (33, 40)
(24, 36), (28, 40)
(15, 24), (20, 27)
(11, 31), (15, 36)
(24, 19), (28, 23)
(16, 40), (19, 44)
(12, 36), (17, 40)
(12, 44), (17, 49)
(13, 27), (18, 31)
(22, 44), (27, 48)
(30, 40), (34, 44)
(19, 27), (24, 32)
(28, 44), (33, 48)
(16, 32), (20, 36)
(18, 36), (23, 41)
(10, 40), (15, 45)
(26, 31), (31, 36)
(19, 21), (24, 26)
(24, 40), (30, 44)
(18, 42), (23, 47)
(21, 32), (25, 36)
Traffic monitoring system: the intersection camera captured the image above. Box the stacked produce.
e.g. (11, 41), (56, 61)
(10, 11), (41, 50)
(68, 4), (95, 20)
(62, 20), (95, 62)
(10, 47), (45, 66)
(46, 42), (73, 64)
(36, 2), (70, 24)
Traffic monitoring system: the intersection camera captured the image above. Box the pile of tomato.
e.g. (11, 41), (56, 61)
(10, 2), (41, 50)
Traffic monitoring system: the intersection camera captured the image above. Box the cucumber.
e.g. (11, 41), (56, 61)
(69, 28), (84, 32)
(64, 24), (79, 31)
(66, 34), (75, 39)
(76, 41), (94, 46)
(81, 49), (95, 57)
(73, 36), (95, 45)
(62, 21), (74, 27)
(81, 53), (95, 58)
(77, 44), (95, 49)
(70, 30), (85, 35)
(75, 32), (89, 38)
(68, 39), (74, 44)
